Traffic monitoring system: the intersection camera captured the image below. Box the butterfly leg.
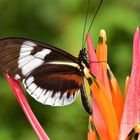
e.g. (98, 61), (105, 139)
(80, 82), (92, 115)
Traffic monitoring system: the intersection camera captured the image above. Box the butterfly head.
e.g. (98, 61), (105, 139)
(78, 48), (89, 67)
(78, 48), (90, 77)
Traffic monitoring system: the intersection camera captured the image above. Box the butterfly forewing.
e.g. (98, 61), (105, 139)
(0, 37), (83, 106)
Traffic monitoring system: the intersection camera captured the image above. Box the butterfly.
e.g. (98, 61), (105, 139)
(0, 37), (92, 115)
(0, 0), (103, 115)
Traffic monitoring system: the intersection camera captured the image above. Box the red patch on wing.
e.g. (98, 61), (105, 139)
(49, 73), (83, 86)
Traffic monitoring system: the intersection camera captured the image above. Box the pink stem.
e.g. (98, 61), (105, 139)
(4, 73), (50, 140)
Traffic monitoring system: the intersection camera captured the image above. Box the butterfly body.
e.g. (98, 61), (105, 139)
(0, 37), (92, 114)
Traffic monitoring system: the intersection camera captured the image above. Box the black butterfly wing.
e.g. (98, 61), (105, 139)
(24, 64), (83, 106)
(0, 37), (83, 106)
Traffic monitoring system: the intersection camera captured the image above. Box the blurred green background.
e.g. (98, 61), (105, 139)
(0, 0), (140, 140)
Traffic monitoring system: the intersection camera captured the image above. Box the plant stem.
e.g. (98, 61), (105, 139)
(4, 73), (50, 140)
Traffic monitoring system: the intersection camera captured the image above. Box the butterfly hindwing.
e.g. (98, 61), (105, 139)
(0, 37), (83, 106)
(24, 64), (83, 106)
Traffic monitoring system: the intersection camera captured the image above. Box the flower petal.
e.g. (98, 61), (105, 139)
(87, 33), (109, 139)
(88, 116), (98, 140)
(125, 124), (140, 140)
(87, 31), (119, 139)
(84, 69), (119, 140)
(92, 99), (110, 140)
(96, 30), (112, 98)
(96, 30), (107, 65)
(87, 33), (102, 81)
(107, 65), (124, 126)
(119, 28), (140, 139)
(90, 77), (119, 140)
(125, 76), (130, 97)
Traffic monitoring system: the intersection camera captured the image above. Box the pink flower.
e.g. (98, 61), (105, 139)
(87, 28), (140, 140)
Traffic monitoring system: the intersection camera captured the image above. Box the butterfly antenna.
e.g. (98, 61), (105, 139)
(82, 0), (103, 48)
(82, 0), (91, 49)
(87, 0), (103, 34)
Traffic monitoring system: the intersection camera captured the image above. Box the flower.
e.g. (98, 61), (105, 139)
(4, 73), (50, 140)
(86, 28), (140, 140)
